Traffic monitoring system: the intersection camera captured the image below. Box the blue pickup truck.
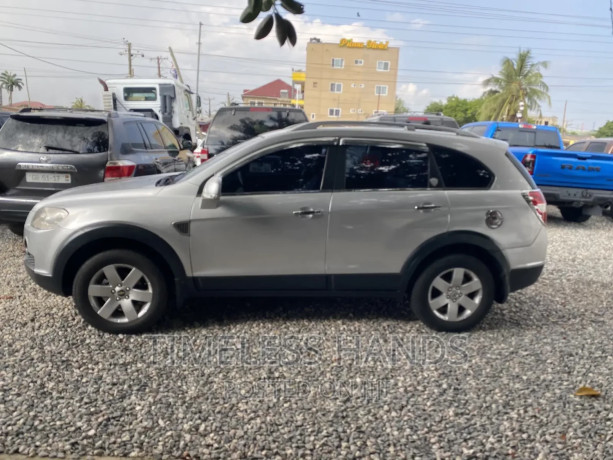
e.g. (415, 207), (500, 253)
(461, 121), (613, 223)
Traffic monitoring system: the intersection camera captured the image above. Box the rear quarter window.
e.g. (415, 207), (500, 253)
(430, 145), (494, 189)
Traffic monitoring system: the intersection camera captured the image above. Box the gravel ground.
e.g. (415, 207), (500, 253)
(1, 207), (612, 459)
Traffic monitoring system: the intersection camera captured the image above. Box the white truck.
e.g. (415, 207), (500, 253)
(99, 78), (200, 142)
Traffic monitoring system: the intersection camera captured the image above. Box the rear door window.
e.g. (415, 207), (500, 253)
(467, 125), (488, 136)
(140, 122), (164, 150)
(157, 124), (180, 154)
(585, 142), (607, 153)
(123, 121), (147, 150)
(566, 141), (587, 151)
(0, 116), (109, 153)
(206, 108), (308, 149)
(342, 143), (430, 190)
(430, 145), (493, 189)
(493, 127), (560, 149)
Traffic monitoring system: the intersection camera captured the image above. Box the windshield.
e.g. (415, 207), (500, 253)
(493, 127), (560, 149)
(206, 109), (307, 149)
(0, 116), (109, 153)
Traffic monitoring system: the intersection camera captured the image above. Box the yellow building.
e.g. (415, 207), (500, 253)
(304, 37), (399, 121)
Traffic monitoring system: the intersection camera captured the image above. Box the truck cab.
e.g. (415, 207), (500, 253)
(102, 78), (199, 142)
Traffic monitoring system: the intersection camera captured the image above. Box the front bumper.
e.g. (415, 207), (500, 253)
(24, 251), (66, 296)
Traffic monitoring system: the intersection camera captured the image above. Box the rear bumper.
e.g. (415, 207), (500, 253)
(508, 264), (544, 292)
(0, 196), (40, 223)
(541, 185), (613, 207)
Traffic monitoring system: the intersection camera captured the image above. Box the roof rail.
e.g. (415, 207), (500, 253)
(18, 107), (107, 114)
(290, 120), (479, 138)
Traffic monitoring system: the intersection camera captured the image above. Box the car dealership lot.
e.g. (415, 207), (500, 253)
(0, 209), (611, 459)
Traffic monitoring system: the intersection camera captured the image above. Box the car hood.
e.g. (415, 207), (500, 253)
(50, 173), (173, 198)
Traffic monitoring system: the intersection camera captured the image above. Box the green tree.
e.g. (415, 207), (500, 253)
(480, 49), (550, 121)
(594, 121), (613, 138)
(394, 96), (408, 113)
(0, 71), (24, 105)
(71, 97), (94, 110)
(425, 96), (484, 126)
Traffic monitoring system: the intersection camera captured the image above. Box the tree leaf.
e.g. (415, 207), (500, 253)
(285, 19), (297, 47)
(262, 0), (274, 12)
(574, 386), (601, 397)
(254, 14), (274, 40)
(240, 0), (262, 23)
(274, 12), (287, 46)
(280, 0), (305, 14)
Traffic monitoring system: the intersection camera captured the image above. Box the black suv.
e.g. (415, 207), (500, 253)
(0, 109), (191, 235)
(203, 106), (308, 157)
(368, 112), (460, 129)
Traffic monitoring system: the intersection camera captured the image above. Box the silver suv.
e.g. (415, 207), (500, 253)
(23, 121), (547, 333)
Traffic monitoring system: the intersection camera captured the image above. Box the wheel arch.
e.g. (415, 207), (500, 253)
(401, 231), (510, 303)
(55, 225), (188, 300)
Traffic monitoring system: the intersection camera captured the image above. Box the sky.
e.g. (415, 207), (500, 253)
(1, 0), (612, 131)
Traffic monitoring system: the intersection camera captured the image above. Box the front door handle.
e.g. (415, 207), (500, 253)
(415, 203), (442, 211)
(293, 207), (324, 218)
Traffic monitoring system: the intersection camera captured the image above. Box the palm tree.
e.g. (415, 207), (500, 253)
(479, 49), (550, 121)
(0, 71), (24, 105)
(71, 97), (94, 110)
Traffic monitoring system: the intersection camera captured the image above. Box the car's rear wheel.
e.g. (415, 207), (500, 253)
(410, 255), (494, 332)
(8, 223), (24, 237)
(559, 206), (591, 223)
(72, 250), (168, 333)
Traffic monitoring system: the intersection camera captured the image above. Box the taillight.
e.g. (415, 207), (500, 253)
(519, 123), (536, 129)
(522, 153), (536, 175)
(193, 147), (209, 166)
(104, 160), (136, 181)
(523, 190), (547, 224)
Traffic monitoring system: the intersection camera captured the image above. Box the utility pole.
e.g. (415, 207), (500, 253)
(196, 21), (203, 105)
(561, 100), (567, 134)
(120, 39), (144, 78)
(23, 67), (31, 107)
(149, 56), (168, 78)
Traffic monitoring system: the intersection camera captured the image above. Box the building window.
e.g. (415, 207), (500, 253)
(357, 108), (363, 113)
(257, 101), (264, 106)
(330, 82), (342, 93)
(354, 59), (364, 66)
(376, 60), (390, 71)
(311, 113), (316, 119)
(328, 108), (341, 117)
(249, 101), (255, 106)
(280, 90), (289, 98)
(359, 83), (365, 88)
(350, 108), (356, 114)
(375, 85), (388, 96)
(313, 82), (318, 88)
(331, 58), (344, 68)
(351, 83), (356, 88)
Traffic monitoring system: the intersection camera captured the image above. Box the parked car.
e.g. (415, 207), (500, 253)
(367, 112), (460, 129)
(461, 122), (613, 223)
(198, 106), (308, 161)
(0, 109), (193, 235)
(0, 111), (11, 129)
(24, 121), (547, 334)
(565, 138), (613, 154)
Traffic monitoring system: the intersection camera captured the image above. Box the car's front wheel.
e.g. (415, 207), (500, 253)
(410, 255), (494, 332)
(72, 250), (168, 333)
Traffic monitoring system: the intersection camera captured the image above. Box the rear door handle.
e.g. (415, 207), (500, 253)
(415, 203), (442, 211)
(293, 207), (324, 217)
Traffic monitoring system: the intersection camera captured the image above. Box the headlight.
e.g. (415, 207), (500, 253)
(31, 207), (69, 230)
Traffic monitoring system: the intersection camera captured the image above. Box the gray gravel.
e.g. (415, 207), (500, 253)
(1, 207), (612, 459)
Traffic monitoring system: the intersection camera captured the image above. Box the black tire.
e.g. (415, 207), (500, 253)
(559, 206), (591, 223)
(72, 250), (168, 333)
(410, 254), (494, 332)
(8, 223), (24, 237)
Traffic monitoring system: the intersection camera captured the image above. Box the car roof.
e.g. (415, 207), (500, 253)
(462, 121), (558, 131)
(216, 106), (305, 112)
(12, 109), (146, 121)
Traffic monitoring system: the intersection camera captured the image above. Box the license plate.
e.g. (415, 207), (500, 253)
(560, 189), (592, 199)
(25, 172), (71, 184)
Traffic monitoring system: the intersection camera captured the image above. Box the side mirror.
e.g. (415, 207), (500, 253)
(201, 176), (221, 209)
(167, 147), (179, 158)
(196, 95), (202, 108)
(181, 139), (194, 151)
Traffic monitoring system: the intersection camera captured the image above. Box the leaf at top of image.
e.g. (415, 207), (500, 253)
(574, 386), (601, 397)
